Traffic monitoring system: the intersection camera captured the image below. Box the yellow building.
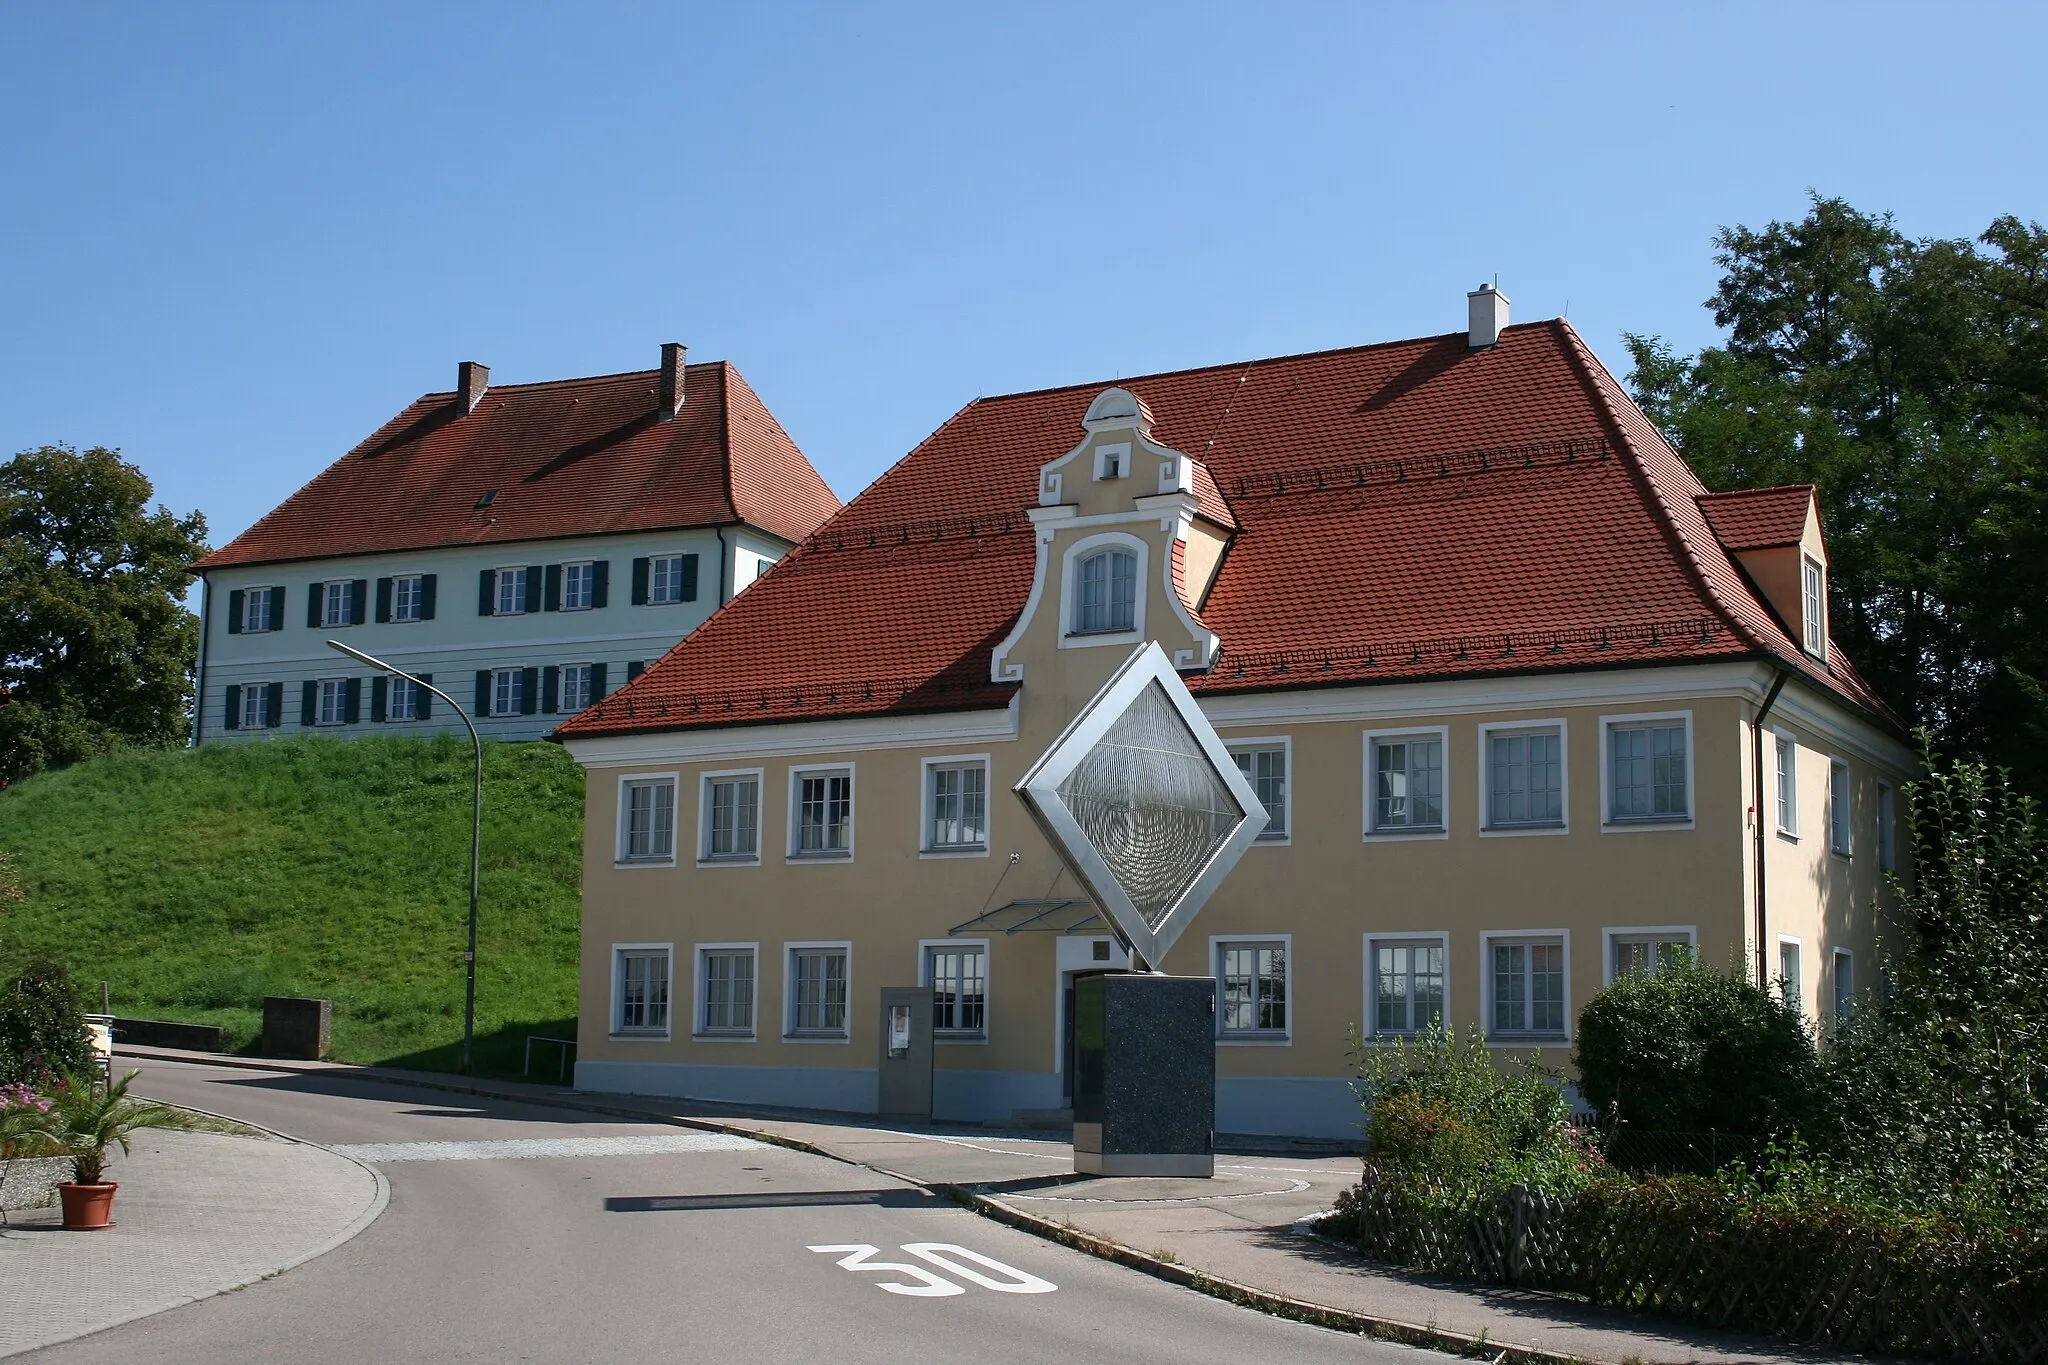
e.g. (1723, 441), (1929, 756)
(556, 295), (1911, 1139)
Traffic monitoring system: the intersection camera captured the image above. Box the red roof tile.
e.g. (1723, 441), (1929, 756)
(197, 362), (840, 569)
(559, 322), (1896, 738)
(1696, 485), (1817, 551)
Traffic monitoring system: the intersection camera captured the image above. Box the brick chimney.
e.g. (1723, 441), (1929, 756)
(1467, 284), (1509, 349)
(657, 343), (687, 419)
(457, 361), (489, 413)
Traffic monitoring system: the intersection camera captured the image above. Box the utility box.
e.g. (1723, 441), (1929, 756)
(263, 996), (332, 1061)
(1072, 972), (1215, 1177)
(876, 987), (934, 1122)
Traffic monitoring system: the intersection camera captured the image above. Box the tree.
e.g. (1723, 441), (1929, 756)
(1626, 196), (2048, 795)
(0, 445), (208, 783)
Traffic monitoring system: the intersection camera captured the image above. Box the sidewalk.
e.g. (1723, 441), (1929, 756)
(117, 1044), (1837, 1364)
(0, 1125), (385, 1359)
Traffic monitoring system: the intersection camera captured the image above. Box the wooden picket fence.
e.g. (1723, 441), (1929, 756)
(1348, 1166), (2048, 1363)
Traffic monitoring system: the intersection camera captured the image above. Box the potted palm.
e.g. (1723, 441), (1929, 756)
(39, 1070), (197, 1229)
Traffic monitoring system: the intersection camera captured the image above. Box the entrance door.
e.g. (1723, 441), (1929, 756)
(1054, 936), (1129, 1104)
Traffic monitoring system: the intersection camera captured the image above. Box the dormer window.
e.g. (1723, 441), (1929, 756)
(1802, 556), (1826, 657)
(1074, 549), (1136, 634)
(1094, 443), (1130, 481)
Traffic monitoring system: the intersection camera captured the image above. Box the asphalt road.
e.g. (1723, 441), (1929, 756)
(29, 1060), (1423, 1364)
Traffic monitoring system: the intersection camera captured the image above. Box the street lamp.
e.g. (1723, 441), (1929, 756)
(326, 639), (483, 1074)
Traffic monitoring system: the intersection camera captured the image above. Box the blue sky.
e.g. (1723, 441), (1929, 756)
(4, 3), (2043, 549)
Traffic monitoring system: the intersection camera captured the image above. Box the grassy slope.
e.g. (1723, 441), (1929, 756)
(0, 736), (583, 1078)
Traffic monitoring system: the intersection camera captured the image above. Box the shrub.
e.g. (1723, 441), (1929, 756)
(1574, 957), (1812, 1136)
(0, 961), (94, 1087)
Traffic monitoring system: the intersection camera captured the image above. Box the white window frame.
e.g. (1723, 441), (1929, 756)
(783, 941), (853, 1042)
(1477, 719), (1569, 835)
(693, 942), (758, 1040)
(697, 767), (764, 866)
(1600, 925), (1698, 986)
(1831, 947), (1855, 1024)
(491, 667), (524, 719)
(321, 580), (352, 629)
(1599, 710), (1695, 832)
(787, 764), (855, 862)
(390, 573), (425, 623)
(1828, 756), (1854, 858)
(1226, 737), (1292, 844)
(494, 565), (529, 617)
(1777, 935), (1804, 1016)
(920, 754), (991, 858)
(561, 561), (595, 612)
(1773, 728), (1800, 840)
(385, 675), (420, 723)
(1211, 934), (1293, 1044)
(1481, 929), (1572, 1045)
(920, 937), (990, 1043)
(611, 942), (673, 1040)
(1802, 555), (1827, 657)
(1093, 440), (1131, 482)
(1876, 781), (1897, 873)
(1363, 931), (1451, 1040)
(1057, 531), (1147, 650)
(558, 663), (595, 716)
(315, 677), (347, 727)
(648, 553), (689, 606)
(240, 682), (271, 730)
(1362, 725), (1450, 840)
(242, 587), (276, 634)
(615, 771), (679, 867)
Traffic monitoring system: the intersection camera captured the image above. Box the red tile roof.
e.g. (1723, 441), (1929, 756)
(197, 361), (840, 569)
(1696, 486), (1817, 551)
(559, 321), (1896, 738)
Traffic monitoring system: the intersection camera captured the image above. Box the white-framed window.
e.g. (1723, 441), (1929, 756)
(241, 683), (271, 730)
(391, 574), (424, 623)
(557, 664), (593, 715)
(242, 588), (275, 633)
(1877, 781), (1897, 873)
(1073, 548), (1137, 634)
(789, 766), (853, 859)
(786, 942), (850, 1039)
(1777, 937), (1803, 1015)
(1774, 730), (1799, 837)
(495, 566), (529, 616)
(1093, 441), (1130, 481)
(1228, 740), (1289, 841)
(492, 668), (525, 718)
(618, 774), (678, 864)
(315, 677), (347, 727)
(1214, 937), (1290, 1041)
(695, 944), (756, 1038)
(613, 945), (671, 1037)
(1484, 931), (1569, 1041)
(1603, 926), (1696, 985)
(1364, 727), (1447, 836)
(1366, 933), (1448, 1038)
(649, 554), (688, 605)
(923, 940), (988, 1039)
(387, 676), (420, 722)
(923, 756), (989, 853)
(1831, 948), (1854, 1023)
(1602, 712), (1692, 827)
(699, 769), (762, 863)
(322, 580), (352, 628)
(561, 561), (595, 612)
(1481, 721), (1566, 831)
(1828, 758), (1853, 857)
(1802, 555), (1827, 656)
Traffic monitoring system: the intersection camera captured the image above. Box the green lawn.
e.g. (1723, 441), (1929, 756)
(0, 735), (584, 1080)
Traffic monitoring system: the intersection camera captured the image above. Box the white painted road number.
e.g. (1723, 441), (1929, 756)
(808, 1243), (1058, 1296)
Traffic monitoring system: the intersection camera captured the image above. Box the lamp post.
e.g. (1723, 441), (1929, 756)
(327, 640), (483, 1074)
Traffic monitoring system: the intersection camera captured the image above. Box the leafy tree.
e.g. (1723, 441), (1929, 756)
(0, 445), (208, 783)
(0, 961), (95, 1087)
(1626, 196), (2048, 794)
(1574, 957), (1814, 1137)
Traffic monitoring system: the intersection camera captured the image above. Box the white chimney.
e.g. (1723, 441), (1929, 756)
(1467, 283), (1510, 348)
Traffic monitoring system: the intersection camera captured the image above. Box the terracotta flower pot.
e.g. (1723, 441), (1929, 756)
(58, 1181), (118, 1230)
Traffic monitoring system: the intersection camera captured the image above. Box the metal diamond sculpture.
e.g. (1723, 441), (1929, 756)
(1016, 642), (1268, 969)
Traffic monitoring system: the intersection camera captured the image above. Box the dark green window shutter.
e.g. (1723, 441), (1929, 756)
(474, 670), (492, 717)
(415, 674), (433, 719)
(541, 665), (559, 713)
(374, 578), (393, 623)
(301, 680), (318, 726)
(227, 589), (245, 634)
(224, 685), (241, 730)
(266, 586), (283, 626)
(544, 564), (562, 612)
(591, 560), (609, 608)
(370, 676), (387, 723)
(419, 575), (437, 620)
(626, 660), (645, 682)
(478, 569), (496, 616)
(630, 558), (649, 605)
(679, 554), (699, 602)
(307, 584), (323, 628)
(525, 566), (544, 613)
(520, 667), (540, 715)
(350, 580), (369, 625)
(343, 677), (361, 724)
(266, 682), (284, 727)
(590, 661), (608, 697)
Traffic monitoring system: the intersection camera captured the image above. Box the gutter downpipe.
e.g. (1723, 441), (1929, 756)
(191, 576), (212, 748)
(716, 525), (731, 605)
(1752, 666), (1790, 990)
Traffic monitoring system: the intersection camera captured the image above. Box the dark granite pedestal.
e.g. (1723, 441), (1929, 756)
(1071, 972), (1215, 1177)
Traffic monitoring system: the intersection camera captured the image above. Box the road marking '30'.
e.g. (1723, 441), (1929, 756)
(807, 1243), (1058, 1296)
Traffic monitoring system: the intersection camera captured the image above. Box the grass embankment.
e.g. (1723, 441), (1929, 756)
(0, 736), (583, 1079)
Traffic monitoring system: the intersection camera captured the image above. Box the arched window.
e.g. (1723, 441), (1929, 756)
(1074, 549), (1136, 633)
